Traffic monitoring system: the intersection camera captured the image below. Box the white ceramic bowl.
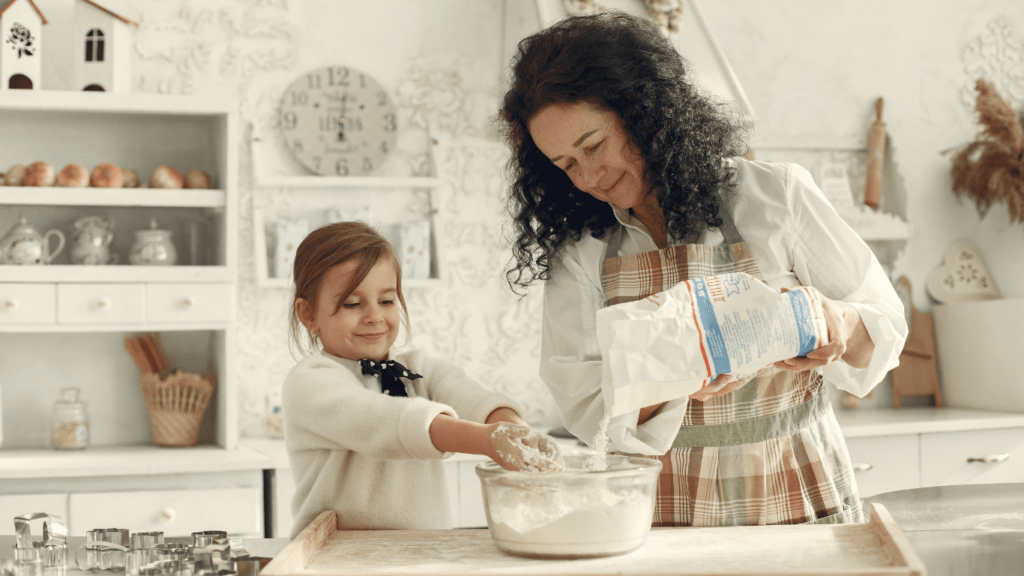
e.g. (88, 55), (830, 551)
(476, 454), (662, 559)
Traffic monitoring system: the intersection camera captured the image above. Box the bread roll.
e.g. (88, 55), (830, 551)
(90, 163), (124, 188)
(23, 161), (56, 186)
(58, 163), (90, 187)
(149, 165), (184, 189)
(122, 168), (140, 188)
(4, 164), (26, 186)
(184, 169), (212, 189)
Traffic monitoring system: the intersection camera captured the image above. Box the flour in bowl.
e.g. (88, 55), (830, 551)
(487, 482), (653, 557)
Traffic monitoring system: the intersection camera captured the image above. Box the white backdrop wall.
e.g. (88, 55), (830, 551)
(23, 0), (1024, 436)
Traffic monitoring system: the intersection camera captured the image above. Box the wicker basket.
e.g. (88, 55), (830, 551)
(140, 371), (215, 447)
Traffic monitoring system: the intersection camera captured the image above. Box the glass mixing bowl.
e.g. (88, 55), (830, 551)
(476, 454), (662, 559)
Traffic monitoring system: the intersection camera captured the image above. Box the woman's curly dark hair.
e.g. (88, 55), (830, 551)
(499, 10), (750, 293)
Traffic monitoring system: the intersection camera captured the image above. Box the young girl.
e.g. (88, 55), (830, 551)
(283, 221), (560, 537)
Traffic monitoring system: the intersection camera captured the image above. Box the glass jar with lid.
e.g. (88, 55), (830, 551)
(52, 388), (90, 450)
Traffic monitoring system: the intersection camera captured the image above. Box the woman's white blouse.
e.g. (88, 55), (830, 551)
(540, 158), (908, 453)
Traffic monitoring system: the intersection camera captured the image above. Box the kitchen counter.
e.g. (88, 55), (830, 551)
(833, 406), (1024, 438)
(0, 445), (273, 480)
(864, 483), (1024, 576)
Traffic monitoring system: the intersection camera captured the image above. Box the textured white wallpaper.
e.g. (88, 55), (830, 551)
(107, 0), (560, 436)
(58, 0), (1024, 434)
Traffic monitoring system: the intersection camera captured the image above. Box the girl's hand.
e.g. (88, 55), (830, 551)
(488, 422), (564, 473)
(774, 286), (872, 371)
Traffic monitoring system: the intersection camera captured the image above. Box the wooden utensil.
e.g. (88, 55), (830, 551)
(890, 277), (942, 408)
(864, 97), (886, 210)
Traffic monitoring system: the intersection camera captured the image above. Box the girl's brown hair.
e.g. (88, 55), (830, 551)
(289, 221), (408, 357)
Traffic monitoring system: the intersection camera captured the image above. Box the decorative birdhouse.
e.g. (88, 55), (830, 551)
(72, 0), (136, 92)
(0, 0), (47, 90)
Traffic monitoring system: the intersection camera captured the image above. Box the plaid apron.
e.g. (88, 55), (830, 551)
(601, 206), (863, 526)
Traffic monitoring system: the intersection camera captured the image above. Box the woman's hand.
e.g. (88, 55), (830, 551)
(488, 422), (564, 472)
(774, 287), (874, 371)
(688, 373), (752, 402)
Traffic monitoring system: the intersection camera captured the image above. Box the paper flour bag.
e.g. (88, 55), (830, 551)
(597, 272), (828, 418)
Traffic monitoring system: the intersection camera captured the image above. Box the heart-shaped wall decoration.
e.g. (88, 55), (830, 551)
(926, 240), (1001, 303)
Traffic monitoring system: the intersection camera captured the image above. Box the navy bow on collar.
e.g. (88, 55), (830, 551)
(358, 359), (422, 397)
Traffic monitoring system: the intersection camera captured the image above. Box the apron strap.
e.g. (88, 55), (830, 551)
(603, 191), (743, 258)
(714, 195), (743, 246)
(672, 381), (830, 448)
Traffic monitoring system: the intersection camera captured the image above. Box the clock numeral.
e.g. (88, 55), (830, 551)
(380, 140), (389, 154)
(312, 156), (322, 171)
(320, 115), (341, 132)
(281, 111), (298, 130)
(383, 113), (397, 132)
(291, 140), (303, 153)
(335, 158), (349, 176)
(307, 74), (321, 89)
(290, 91), (309, 106)
(328, 67), (350, 87)
(362, 157), (373, 172)
(377, 91), (388, 106)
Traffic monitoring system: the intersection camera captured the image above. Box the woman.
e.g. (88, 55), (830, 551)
(499, 11), (907, 526)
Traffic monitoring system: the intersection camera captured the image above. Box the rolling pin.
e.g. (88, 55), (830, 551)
(864, 97), (885, 210)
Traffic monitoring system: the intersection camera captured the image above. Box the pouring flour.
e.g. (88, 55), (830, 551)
(595, 272), (829, 455)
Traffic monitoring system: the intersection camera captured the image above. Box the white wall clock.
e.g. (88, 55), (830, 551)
(279, 65), (397, 176)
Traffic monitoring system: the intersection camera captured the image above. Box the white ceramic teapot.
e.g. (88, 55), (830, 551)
(70, 215), (118, 265)
(0, 215), (66, 265)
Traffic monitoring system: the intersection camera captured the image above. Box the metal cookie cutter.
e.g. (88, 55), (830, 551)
(75, 528), (129, 571)
(126, 532), (165, 576)
(13, 513), (68, 569)
(190, 532), (227, 548)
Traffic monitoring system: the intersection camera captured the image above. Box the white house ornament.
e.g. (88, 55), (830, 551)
(278, 65), (398, 176)
(926, 239), (1001, 303)
(72, 0), (138, 92)
(0, 0), (47, 91)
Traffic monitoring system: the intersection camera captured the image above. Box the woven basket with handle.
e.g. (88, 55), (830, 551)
(140, 371), (215, 447)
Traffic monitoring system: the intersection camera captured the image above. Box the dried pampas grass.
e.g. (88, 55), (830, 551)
(948, 79), (1024, 223)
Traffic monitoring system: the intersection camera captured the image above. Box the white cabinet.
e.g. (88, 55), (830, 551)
(837, 407), (1024, 499)
(0, 447), (270, 537)
(0, 89), (239, 450)
(68, 487), (262, 537)
(0, 284), (55, 324)
(0, 91), (268, 533)
(920, 427), (1024, 487)
(845, 434), (920, 498)
(0, 494), (67, 536)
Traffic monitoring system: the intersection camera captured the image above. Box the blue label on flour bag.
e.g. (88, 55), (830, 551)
(691, 278), (731, 376)
(786, 290), (818, 356)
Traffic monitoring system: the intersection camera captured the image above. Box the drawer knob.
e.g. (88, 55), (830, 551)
(851, 462), (874, 472)
(4, 297), (18, 311)
(96, 297), (112, 311)
(967, 453), (1010, 464)
(158, 507), (176, 523)
(182, 297), (196, 309)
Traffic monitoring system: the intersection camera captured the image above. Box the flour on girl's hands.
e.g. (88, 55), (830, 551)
(490, 423), (565, 472)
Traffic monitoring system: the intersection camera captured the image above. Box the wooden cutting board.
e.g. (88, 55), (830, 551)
(263, 503), (924, 576)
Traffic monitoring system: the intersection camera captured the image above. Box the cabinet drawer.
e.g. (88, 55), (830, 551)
(57, 284), (144, 324)
(0, 493), (68, 536)
(844, 434), (920, 498)
(68, 487), (262, 537)
(921, 427), (1024, 487)
(0, 283), (55, 324)
(146, 283), (233, 323)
